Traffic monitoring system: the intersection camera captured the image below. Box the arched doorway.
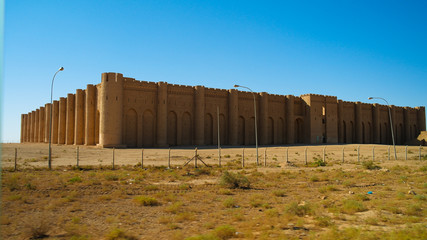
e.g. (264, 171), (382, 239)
(125, 109), (137, 147)
(204, 113), (213, 145)
(238, 116), (245, 145)
(295, 118), (304, 143)
(168, 111), (177, 146)
(182, 112), (192, 145)
(268, 117), (274, 144)
(142, 110), (154, 147)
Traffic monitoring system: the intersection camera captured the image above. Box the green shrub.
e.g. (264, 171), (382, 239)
(223, 197), (236, 208)
(219, 171), (250, 189)
(134, 196), (160, 206)
(362, 161), (381, 170)
(272, 190), (286, 197)
(106, 228), (137, 240)
(213, 225), (236, 240)
(285, 202), (313, 216)
(341, 200), (367, 214)
(69, 176), (82, 183)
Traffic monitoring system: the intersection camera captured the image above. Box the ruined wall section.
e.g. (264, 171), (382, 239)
(267, 94), (286, 144)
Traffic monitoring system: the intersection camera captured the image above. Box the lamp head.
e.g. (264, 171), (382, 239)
(234, 85), (239, 88)
(59, 67), (64, 71)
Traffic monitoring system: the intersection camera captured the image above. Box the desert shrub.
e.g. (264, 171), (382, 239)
(25, 215), (50, 239)
(104, 173), (119, 181)
(219, 171), (250, 189)
(166, 201), (183, 214)
(405, 204), (423, 216)
(285, 202), (313, 216)
(310, 175), (320, 182)
(340, 200), (367, 214)
(362, 161), (381, 170)
(185, 234), (217, 240)
(218, 189), (233, 195)
(223, 197), (236, 208)
(194, 168), (212, 176)
(213, 225), (236, 240)
(144, 185), (159, 191)
(106, 228), (137, 240)
(69, 176), (82, 183)
(419, 165), (427, 172)
(265, 208), (279, 218)
(315, 215), (333, 227)
(272, 190), (286, 197)
(134, 196), (160, 206)
(313, 158), (326, 167)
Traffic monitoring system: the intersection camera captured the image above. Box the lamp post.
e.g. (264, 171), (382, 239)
(368, 97), (397, 160)
(48, 67), (64, 169)
(234, 85), (259, 165)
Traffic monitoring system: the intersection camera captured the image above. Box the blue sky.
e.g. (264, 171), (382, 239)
(2, 0), (427, 142)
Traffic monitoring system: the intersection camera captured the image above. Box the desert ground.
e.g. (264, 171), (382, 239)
(1, 143), (426, 239)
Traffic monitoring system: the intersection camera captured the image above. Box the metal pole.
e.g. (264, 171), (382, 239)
(305, 147), (308, 165)
(342, 147), (344, 163)
(357, 146), (360, 163)
(372, 146), (375, 161)
(217, 106), (221, 167)
(286, 147), (289, 163)
(48, 67), (64, 170)
(76, 146), (79, 167)
(388, 146), (390, 160)
(112, 147), (115, 170)
(242, 148), (245, 168)
(234, 85), (258, 165)
(14, 148), (17, 171)
(195, 147), (198, 168)
(168, 148), (171, 168)
(264, 148), (267, 167)
(323, 147), (326, 164)
(368, 97), (397, 160)
(405, 146), (408, 160)
(141, 149), (144, 168)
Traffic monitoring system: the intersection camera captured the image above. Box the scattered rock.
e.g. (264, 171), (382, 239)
(298, 201), (306, 206)
(320, 195), (327, 200)
(348, 191), (354, 194)
(408, 190), (417, 195)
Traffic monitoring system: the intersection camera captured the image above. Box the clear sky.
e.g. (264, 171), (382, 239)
(2, 0), (427, 142)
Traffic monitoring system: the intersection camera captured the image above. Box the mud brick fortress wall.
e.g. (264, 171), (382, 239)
(21, 72), (426, 148)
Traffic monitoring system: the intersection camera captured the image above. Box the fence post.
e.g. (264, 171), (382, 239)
(323, 147), (326, 164)
(195, 147), (198, 168)
(141, 149), (144, 169)
(218, 147), (221, 167)
(286, 147), (289, 163)
(112, 147), (115, 170)
(372, 146), (375, 162)
(342, 147), (344, 163)
(264, 148), (267, 167)
(357, 146), (360, 163)
(168, 148), (171, 168)
(242, 148), (245, 168)
(305, 147), (308, 165)
(405, 146), (408, 160)
(420, 145), (422, 160)
(76, 146), (79, 167)
(14, 148), (17, 171)
(388, 146), (390, 160)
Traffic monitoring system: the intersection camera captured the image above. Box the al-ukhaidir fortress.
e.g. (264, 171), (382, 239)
(20, 73), (426, 148)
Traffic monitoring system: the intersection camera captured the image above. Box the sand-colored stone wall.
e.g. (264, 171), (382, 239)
(20, 72), (426, 147)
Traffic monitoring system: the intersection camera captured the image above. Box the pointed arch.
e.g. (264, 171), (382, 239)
(182, 112), (192, 145)
(125, 108), (137, 147)
(142, 110), (154, 147)
(238, 116), (245, 145)
(168, 111), (177, 146)
(204, 113), (213, 145)
(295, 118), (304, 143)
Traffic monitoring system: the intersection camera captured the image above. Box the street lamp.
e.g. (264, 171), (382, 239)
(234, 85), (259, 165)
(368, 97), (397, 160)
(48, 67), (64, 169)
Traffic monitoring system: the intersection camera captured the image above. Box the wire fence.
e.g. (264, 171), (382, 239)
(1, 143), (426, 170)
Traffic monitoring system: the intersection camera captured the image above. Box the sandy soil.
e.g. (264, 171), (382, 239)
(1, 143), (425, 169)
